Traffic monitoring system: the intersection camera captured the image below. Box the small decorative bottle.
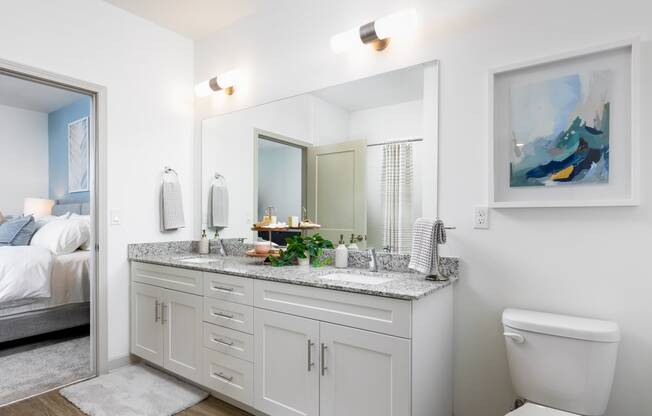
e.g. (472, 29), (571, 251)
(199, 230), (209, 254)
(335, 234), (348, 269)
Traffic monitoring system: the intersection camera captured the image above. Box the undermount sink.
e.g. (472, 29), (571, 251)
(320, 273), (393, 285)
(178, 257), (218, 264)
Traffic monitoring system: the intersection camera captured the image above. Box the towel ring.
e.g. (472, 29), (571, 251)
(212, 173), (226, 185)
(163, 166), (178, 175)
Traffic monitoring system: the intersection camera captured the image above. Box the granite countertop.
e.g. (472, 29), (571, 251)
(128, 252), (457, 301)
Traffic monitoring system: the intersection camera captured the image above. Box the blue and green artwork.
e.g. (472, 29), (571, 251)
(509, 71), (612, 187)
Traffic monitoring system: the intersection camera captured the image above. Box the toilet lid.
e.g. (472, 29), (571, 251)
(506, 403), (578, 416)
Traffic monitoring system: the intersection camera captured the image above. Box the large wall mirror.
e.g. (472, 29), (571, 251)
(202, 61), (438, 254)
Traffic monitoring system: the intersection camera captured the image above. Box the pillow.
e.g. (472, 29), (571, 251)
(70, 213), (91, 250)
(30, 218), (89, 255)
(35, 213), (70, 230)
(0, 215), (37, 246)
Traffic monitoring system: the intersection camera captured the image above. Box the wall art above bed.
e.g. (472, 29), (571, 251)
(68, 116), (89, 193)
(489, 39), (639, 208)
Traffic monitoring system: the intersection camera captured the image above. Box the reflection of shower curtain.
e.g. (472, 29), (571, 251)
(382, 143), (413, 253)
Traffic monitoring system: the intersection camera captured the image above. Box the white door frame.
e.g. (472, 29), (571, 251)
(0, 58), (109, 375)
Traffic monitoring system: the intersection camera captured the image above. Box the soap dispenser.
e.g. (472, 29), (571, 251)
(199, 230), (209, 254)
(335, 234), (348, 268)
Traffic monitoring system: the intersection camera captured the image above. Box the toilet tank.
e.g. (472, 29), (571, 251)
(502, 309), (620, 416)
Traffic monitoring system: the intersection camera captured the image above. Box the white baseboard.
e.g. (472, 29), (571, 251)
(106, 354), (138, 372)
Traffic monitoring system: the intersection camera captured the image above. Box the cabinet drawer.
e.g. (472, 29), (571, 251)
(204, 298), (254, 334)
(254, 280), (412, 338)
(131, 262), (203, 295)
(203, 348), (253, 407)
(204, 272), (253, 305)
(203, 322), (253, 362)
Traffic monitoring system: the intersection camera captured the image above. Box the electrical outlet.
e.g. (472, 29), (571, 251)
(474, 206), (489, 229)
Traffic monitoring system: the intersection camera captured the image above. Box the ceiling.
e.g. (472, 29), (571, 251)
(103, 0), (288, 40)
(312, 65), (424, 112)
(0, 73), (86, 113)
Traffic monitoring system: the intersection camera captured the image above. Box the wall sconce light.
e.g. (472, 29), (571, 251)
(330, 9), (417, 54)
(194, 70), (237, 97)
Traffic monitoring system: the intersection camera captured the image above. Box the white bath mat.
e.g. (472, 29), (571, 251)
(60, 363), (208, 416)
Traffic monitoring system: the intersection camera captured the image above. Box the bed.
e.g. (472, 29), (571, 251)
(0, 202), (92, 343)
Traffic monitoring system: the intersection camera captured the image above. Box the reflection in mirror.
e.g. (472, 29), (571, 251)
(202, 61), (438, 253)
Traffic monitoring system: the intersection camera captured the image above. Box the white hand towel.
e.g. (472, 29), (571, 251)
(408, 218), (447, 277)
(207, 184), (229, 228)
(160, 174), (185, 231)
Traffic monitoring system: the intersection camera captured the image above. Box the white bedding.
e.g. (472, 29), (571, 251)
(0, 246), (53, 303)
(0, 249), (90, 317)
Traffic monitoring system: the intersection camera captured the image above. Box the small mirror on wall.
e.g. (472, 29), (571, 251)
(201, 61), (439, 253)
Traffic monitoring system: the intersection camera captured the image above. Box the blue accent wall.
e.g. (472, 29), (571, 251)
(48, 97), (91, 203)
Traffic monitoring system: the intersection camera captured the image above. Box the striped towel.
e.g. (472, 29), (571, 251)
(160, 173), (185, 231)
(408, 218), (447, 277)
(207, 183), (229, 228)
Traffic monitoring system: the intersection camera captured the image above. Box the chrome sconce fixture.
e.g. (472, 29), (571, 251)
(194, 70), (237, 97)
(330, 9), (417, 54)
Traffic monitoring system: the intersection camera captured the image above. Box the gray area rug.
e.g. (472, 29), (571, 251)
(0, 335), (92, 405)
(60, 363), (208, 416)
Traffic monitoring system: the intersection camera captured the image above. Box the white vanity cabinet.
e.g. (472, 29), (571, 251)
(130, 261), (453, 416)
(254, 308), (320, 416)
(131, 264), (203, 383)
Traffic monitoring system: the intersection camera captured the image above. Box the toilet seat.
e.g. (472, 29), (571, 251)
(506, 403), (578, 416)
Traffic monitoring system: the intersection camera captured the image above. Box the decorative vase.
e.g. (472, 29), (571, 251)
(297, 256), (310, 266)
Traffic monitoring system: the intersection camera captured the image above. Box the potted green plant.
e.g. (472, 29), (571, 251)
(268, 234), (334, 267)
(305, 234), (334, 267)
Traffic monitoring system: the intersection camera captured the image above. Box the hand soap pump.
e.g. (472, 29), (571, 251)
(199, 230), (209, 254)
(335, 234), (348, 268)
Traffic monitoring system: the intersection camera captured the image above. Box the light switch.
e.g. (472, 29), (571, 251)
(110, 209), (121, 225)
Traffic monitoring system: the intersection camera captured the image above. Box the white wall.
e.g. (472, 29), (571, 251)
(0, 0), (194, 362)
(349, 100), (423, 142)
(194, 1), (652, 415)
(0, 104), (48, 214)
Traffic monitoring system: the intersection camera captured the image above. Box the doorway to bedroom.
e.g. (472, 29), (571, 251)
(0, 69), (98, 405)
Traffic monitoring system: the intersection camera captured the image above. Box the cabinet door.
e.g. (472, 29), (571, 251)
(162, 288), (203, 383)
(320, 322), (411, 416)
(254, 309), (320, 416)
(131, 282), (163, 366)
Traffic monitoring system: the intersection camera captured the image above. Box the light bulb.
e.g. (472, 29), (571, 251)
(194, 80), (213, 97)
(330, 28), (361, 54)
(374, 9), (417, 40)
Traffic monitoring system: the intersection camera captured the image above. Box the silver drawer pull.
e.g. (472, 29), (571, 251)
(212, 337), (234, 346)
(212, 311), (235, 319)
(307, 340), (315, 372)
(154, 300), (160, 322)
(161, 303), (168, 325)
(321, 343), (328, 376)
(214, 372), (234, 382)
(212, 285), (234, 292)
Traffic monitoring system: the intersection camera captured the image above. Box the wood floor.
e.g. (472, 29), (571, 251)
(0, 390), (252, 416)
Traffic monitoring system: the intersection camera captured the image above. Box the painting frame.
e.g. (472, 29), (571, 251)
(68, 116), (90, 193)
(489, 39), (640, 208)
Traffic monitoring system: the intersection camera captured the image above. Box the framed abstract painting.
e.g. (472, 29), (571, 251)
(68, 116), (90, 193)
(489, 40), (639, 207)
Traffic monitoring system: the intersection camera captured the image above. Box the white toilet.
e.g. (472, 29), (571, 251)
(502, 309), (620, 416)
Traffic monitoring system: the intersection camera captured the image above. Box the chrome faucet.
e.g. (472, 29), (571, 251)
(368, 248), (378, 272)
